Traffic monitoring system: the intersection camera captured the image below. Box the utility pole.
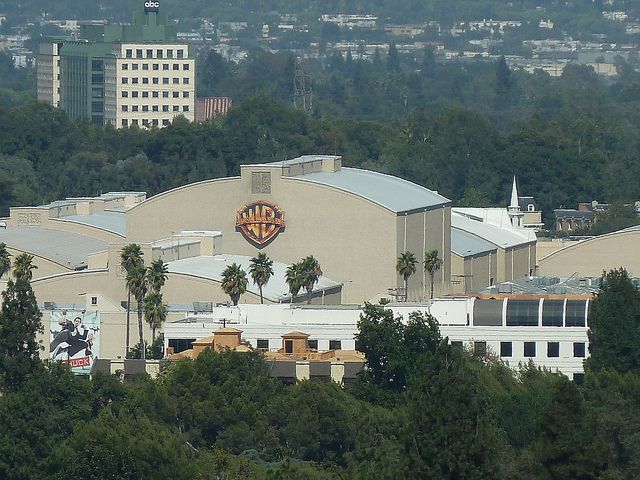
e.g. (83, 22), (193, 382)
(293, 57), (312, 113)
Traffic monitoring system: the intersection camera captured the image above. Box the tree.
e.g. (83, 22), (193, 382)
(127, 264), (148, 360)
(12, 254), (36, 282)
(586, 268), (640, 374)
(146, 258), (168, 293)
(285, 262), (304, 303)
(396, 251), (417, 302)
(496, 55), (513, 98)
(424, 249), (443, 299)
(387, 42), (400, 73)
(120, 244), (144, 355)
(0, 243), (10, 279)
(300, 255), (323, 304)
(221, 263), (248, 306)
(144, 292), (167, 342)
(248, 252), (273, 304)
(0, 265), (42, 391)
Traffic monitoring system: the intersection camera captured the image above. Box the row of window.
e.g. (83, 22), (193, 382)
(457, 340), (587, 359)
(122, 91), (190, 99)
(122, 63), (190, 71)
(122, 118), (172, 127)
(125, 48), (185, 59)
(256, 339), (340, 350)
(122, 105), (190, 113)
(122, 77), (190, 85)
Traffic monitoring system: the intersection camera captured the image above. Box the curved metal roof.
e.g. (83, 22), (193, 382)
(451, 227), (497, 257)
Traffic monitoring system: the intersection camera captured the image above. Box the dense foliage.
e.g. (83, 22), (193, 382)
(1, 270), (639, 478)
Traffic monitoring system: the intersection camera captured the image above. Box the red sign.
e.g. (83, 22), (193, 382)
(236, 201), (285, 246)
(63, 356), (91, 368)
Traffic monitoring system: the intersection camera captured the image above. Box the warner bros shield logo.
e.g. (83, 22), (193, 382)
(235, 201), (286, 246)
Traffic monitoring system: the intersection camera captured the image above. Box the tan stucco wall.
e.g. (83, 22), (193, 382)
(464, 252), (496, 293)
(537, 230), (640, 277)
(125, 169), (409, 304)
(4, 246), (72, 279)
(536, 238), (581, 263)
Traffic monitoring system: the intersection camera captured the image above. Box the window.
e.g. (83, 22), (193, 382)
(162, 119), (170, 126)
(528, 204), (535, 212)
(524, 342), (536, 357)
(132, 105), (139, 111)
(153, 77), (159, 84)
(308, 339), (318, 350)
(152, 91), (159, 98)
(132, 63), (138, 70)
(92, 101), (103, 113)
(168, 338), (196, 354)
(122, 91), (128, 98)
(183, 77), (190, 84)
(121, 105), (128, 112)
(173, 105), (179, 112)
(474, 341), (487, 357)
(142, 105), (149, 112)
(122, 63), (129, 70)
(142, 91), (149, 98)
(162, 105), (169, 112)
(183, 63), (190, 70)
(506, 299), (539, 326)
(122, 77), (129, 84)
(163, 78), (169, 84)
(156, 49), (163, 58)
(142, 63), (149, 70)
(92, 74), (104, 84)
(132, 119), (139, 126)
(142, 119), (149, 126)
(136, 49), (143, 58)
(173, 77), (179, 84)
(132, 91), (139, 98)
(91, 296), (98, 305)
(285, 340), (293, 354)
(162, 91), (169, 98)
(566, 300), (587, 327)
(146, 49), (153, 58)
(167, 49), (174, 58)
(177, 49), (184, 58)
(92, 87), (104, 98)
(125, 49), (132, 58)
(500, 342), (512, 357)
(547, 342), (559, 358)
(473, 299), (502, 326)
(183, 105), (190, 112)
(163, 64), (169, 71)
(173, 63), (179, 70)
(329, 340), (342, 350)
(173, 91), (179, 98)
(183, 91), (190, 98)
(256, 339), (269, 350)
(573, 373), (585, 384)
(121, 119), (128, 127)
(152, 105), (159, 112)
(142, 78), (149, 84)
(574, 342), (586, 358)
(153, 64), (159, 70)
(132, 77), (139, 84)
(542, 300), (564, 327)
(92, 59), (103, 70)
(152, 119), (158, 126)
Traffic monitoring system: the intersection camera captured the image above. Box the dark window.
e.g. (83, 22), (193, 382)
(142, 91), (148, 98)
(173, 63), (179, 70)
(121, 77), (128, 84)
(173, 77), (179, 84)
(121, 119), (128, 127)
(506, 299), (539, 326)
(183, 105), (190, 112)
(329, 340), (342, 350)
(173, 91), (179, 98)
(524, 342), (536, 357)
(177, 49), (184, 58)
(132, 91), (139, 98)
(183, 63), (190, 70)
(162, 104), (169, 112)
(157, 49), (163, 58)
(473, 299), (502, 326)
(152, 91), (159, 98)
(136, 49), (143, 58)
(167, 49), (173, 58)
(125, 49), (132, 58)
(173, 105), (179, 112)
(92, 101), (103, 113)
(183, 91), (190, 98)
(132, 105), (139, 111)
(131, 63), (138, 70)
(574, 342), (586, 358)
(256, 339), (269, 350)
(142, 78), (149, 84)
(92, 74), (104, 84)
(132, 77), (139, 84)
(500, 342), (512, 357)
(542, 299), (564, 327)
(121, 105), (128, 112)
(153, 64), (159, 70)
(92, 87), (104, 98)
(474, 341), (487, 356)
(183, 77), (190, 84)
(142, 105), (148, 112)
(566, 300), (587, 327)
(573, 373), (585, 384)
(162, 91), (169, 98)
(132, 119), (139, 125)
(146, 49), (153, 58)
(122, 91), (128, 98)
(163, 64), (170, 71)
(308, 339), (318, 350)
(168, 338), (196, 354)
(142, 63), (149, 70)
(122, 63), (129, 70)
(285, 340), (293, 354)
(547, 342), (560, 357)
(91, 296), (98, 305)
(91, 59), (103, 70)
(162, 119), (170, 126)
(91, 115), (103, 125)
(152, 105), (159, 112)
(153, 77), (159, 84)
(163, 78), (169, 84)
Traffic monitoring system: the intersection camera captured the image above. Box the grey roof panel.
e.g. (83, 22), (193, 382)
(451, 213), (535, 249)
(292, 167), (450, 213)
(0, 226), (108, 268)
(55, 212), (126, 236)
(451, 227), (497, 257)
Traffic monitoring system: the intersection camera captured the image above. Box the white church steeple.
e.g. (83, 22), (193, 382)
(508, 176), (524, 228)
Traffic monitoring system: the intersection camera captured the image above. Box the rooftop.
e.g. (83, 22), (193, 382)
(54, 212), (127, 236)
(451, 227), (497, 257)
(0, 226), (108, 269)
(452, 212), (535, 249)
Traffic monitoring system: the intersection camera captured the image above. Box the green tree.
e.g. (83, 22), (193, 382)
(127, 264), (148, 360)
(146, 258), (168, 293)
(249, 252), (273, 304)
(387, 42), (400, 73)
(0, 243), (10, 279)
(120, 244), (144, 354)
(144, 291), (167, 342)
(12, 253), (36, 282)
(586, 268), (640, 374)
(496, 55), (513, 98)
(423, 249), (443, 299)
(300, 255), (323, 304)
(221, 263), (248, 306)
(396, 251), (417, 302)
(285, 262), (304, 303)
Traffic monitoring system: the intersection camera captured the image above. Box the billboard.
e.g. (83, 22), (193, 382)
(144, 0), (160, 12)
(50, 311), (100, 374)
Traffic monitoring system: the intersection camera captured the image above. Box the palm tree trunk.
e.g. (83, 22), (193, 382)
(404, 277), (408, 302)
(137, 302), (145, 360)
(430, 275), (434, 300)
(152, 326), (156, 342)
(259, 285), (264, 304)
(126, 290), (131, 354)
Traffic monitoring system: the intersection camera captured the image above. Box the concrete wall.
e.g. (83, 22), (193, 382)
(537, 229), (640, 277)
(4, 246), (71, 280)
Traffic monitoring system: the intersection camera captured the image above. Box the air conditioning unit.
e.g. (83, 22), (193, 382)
(44, 302), (55, 310)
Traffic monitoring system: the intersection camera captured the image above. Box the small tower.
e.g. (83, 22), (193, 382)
(508, 176), (524, 228)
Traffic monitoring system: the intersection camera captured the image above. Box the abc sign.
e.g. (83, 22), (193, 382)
(144, 1), (160, 12)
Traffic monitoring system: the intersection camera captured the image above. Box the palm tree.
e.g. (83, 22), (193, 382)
(144, 291), (168, 341)
(221, 263), (248, 306)
(424, 249), (443, 300)
(0, 243), (10, 279)
(300, 255), (323, 304)
(127, 264), (148, 359)
(120, 244), (143, 354)
(13, 254), (37, 282)
(396, 251), (417, 302)
(285, 262), (304, 303)
(249, 252), (273, 304)
(147, 258), (168, 293)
